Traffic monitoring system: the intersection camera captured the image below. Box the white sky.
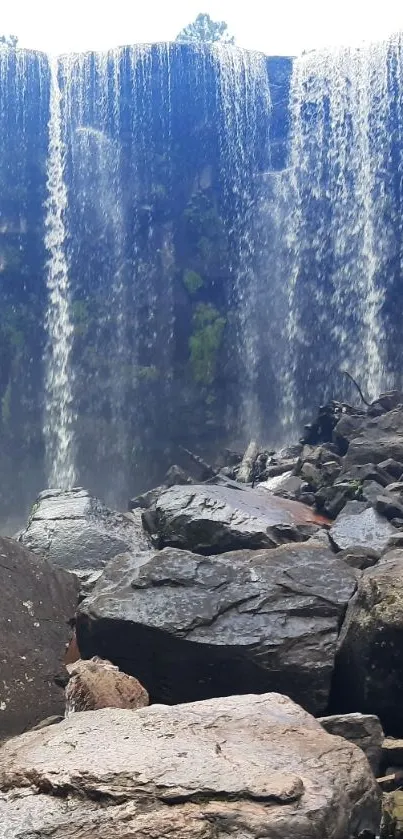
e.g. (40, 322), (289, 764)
(2, 0), (403, 55)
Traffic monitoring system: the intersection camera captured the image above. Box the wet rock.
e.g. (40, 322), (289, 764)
(0, 693), (381, 839)
(385, 533), (403, 551)
(236, 440), (259, 483)
(337, 546), (380, 570)
(265, 458), (299, 478)
(0, 536), (78, 741)
(315, 482), (359, 518)
(379, 459), (403, 481)
(260, 472), (304, 500)
(329, 501), (395, 553)
(372, 391), (403, 414)
(331, 554), (403, 734)
(376, 496), (403, 521)
(19, 488), (151, 572)
(65, 657), (149, 714)
(386, 482), (403, 497)
(129, 485), (165, 510)
(164, 465), (194, 487)
(318, 712), (384, 774)
(340, 463), (391, 487)
(343, 409), (403, 468)
(77, 543), (356, 714)
(362, 480), (386, 506)
(142, 484), (330, 554)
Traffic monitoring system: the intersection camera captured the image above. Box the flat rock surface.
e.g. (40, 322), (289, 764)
(0, 536), (78, 741)
(0, 693), (381, 839)
(77, 542), (356, 714)
(329, 501), (395, 552)
(19, 488), (152, 571)
(331, 556), (403, 734)
(142, 483), (330, 554)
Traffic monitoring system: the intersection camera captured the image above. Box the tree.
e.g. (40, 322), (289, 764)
(0, 35), (18, 48)
(175, 13), (234, 45)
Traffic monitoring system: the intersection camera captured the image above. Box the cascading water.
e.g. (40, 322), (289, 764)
(43, 56), (76, 489)
(279, 39), (394, 428)
(213, 46), (271, 440)
(4, 36), (403, 525)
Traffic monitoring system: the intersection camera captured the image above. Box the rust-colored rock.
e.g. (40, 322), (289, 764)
(65, 657), (149, 714)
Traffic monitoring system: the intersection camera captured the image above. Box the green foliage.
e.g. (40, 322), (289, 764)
(175, 13), (234, 44)
(183, 269), (204, 295)
(189, 302), (226, 385)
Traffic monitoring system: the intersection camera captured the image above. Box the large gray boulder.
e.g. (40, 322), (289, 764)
(19, 487), (151, 573)
(142, 483), (329, 554)
(0, 536), (78, 741)
(77, 542), (356, 714)
(342, 409), (403, 468)
(329, 501), (395, 553)
(331, 552), (403, 734)
(0, 693), (381, 839)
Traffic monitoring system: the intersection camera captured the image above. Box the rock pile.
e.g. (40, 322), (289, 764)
(5, 390), (403, 836)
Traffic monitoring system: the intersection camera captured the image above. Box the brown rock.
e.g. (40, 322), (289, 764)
(0, 536), (78, 742)
(65, 657), (149, 713)
(0, 693), (381, 838)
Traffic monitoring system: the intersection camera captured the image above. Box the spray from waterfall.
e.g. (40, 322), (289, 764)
(213, 45), (271, 441)
(279, 40), (392, 428)
(44, 56), (76, 489)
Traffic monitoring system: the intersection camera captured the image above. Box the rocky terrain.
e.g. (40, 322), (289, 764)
(5, 391), (403, 835)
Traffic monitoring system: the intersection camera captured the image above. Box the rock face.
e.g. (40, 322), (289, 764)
(318, 712), (384, 774)
(331, 553), (403, 734)
(343, 409), (403, 468)
(329, 501), (395, 552)
(0, 693), (381, 839)
(19, 487), (151, 572)
(65, 657), (149, 714)
(142, 483), (330, 554)
(0, 536), (78, 741)
(77, 543), (356, 714)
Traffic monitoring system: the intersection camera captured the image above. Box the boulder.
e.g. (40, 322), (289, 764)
(318, 712), (384, 774)
(343, 409), (403, 468)
(337, 546), (380, 570)
(382, 738), (403, 772)
(19, 487), (152, 572)
(0, 693), (381, 839)
(65, 657), (149, 714)
(329, 501), (395, 553)
(142, 483), (330, 554)
(331, 554), (403, 734)
(376, 496), (403, 521)
(0, 536), (78, 741)
(77, 543), (356, 714)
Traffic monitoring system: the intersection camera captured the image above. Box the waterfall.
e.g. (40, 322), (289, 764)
(44, 56), (76, 489)
(213, 46), (271, 441)
(279, 39), (393, 427)
(59, 48), (129, 503)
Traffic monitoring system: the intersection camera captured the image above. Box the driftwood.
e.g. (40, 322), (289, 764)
(237, 440), (259, 484)
(179, 446), (216, 480)
(342, 371), (371, 407)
